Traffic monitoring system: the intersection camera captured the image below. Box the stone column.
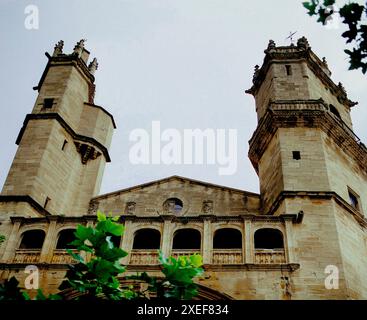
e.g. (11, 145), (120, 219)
(202, 218), (212, 264)
(120, 219), (134, 265)
(2, 217), (22, 262)
(161, 217), (173, 258)
(243, 217), (253, 263)
(40, 216), (58, 263)
(284, 217), (295, 263)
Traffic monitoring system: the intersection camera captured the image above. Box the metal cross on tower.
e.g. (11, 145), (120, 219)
(286, 31), (297, 45)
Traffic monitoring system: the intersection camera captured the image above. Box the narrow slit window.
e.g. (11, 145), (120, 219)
(44, 197), (51, 209)
(43, 98), (54, 109)
(62, 140), (68, 151)
(292, 151), (301, 160)
(348, 188), (360, 211)
(285, 65), (292, 76)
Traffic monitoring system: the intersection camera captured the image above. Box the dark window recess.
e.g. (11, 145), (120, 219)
(19, 230), (46, 249)
(329, 104), (341, 118)
(213, 228), (242, 249)
(43, 98), (54, 109)
(348, 189), (360, 210)
(285, 65), (292, 76)
(254, 228), (284, 249)
(173, 229), (201, 250)
(44, 197), (51, 209)
(292, 151), (301, 160)
(133, 229), (161, 249)
(62, 140), (68, 151)
(56, 229), (76, 249)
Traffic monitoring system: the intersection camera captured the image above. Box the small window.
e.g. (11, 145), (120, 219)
(43, 98), (54, 109)
(62, 140), (68, 151)
(285, 65), (292, 76)
(44, 197), (51, 209)
(292, 151), (301, 160)
(348, 188), (360, 211)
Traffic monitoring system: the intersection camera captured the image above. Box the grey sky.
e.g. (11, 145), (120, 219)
(0, 0), (366, 196)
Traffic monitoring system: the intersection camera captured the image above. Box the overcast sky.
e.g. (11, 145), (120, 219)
(0, 0), (366, 196)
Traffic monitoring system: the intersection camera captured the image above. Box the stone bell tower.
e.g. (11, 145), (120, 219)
(246, 37), (367, 298)
(0, 40), (116, 217)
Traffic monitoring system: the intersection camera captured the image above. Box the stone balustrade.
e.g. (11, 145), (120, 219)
(254, 249), (286, 264)
(212, 249), (243, 264)
(13, 249), (41, 263)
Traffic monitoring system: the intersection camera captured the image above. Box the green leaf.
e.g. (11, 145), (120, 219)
(303, 0), (319, 16)
(97, 210), (106, 222)
(190, 254), (203, 268)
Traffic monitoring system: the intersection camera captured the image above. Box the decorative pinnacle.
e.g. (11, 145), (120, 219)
(297, 36), (310, 50)
(73, 39), (87, 57)
(52, 40), (64, 57)
(267, 40), (276, 51)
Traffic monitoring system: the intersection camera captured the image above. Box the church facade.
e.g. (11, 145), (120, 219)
(1, 37), (367, 299)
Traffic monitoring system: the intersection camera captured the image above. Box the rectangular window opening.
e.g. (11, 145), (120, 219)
(285, 65), (292, 76)
(292, 151), (301, 160)
(43, 98), (54, 109)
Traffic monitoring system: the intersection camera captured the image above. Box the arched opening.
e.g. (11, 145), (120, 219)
(254, 228), (284, 249)
(133, 229), (161, 249)
(56, 229), (76, 249)
(19, 230), (45, 249)
(172, 229), (201, 250)
(163, 198), (183, 214)
(212, 228), (243, 264)
(213, 228), (242, 249)
(130, 229), (161, 265)
(329, 104), (341, 119)
(254, 228), (285, 264)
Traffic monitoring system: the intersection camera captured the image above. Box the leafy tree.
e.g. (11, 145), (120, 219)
(303, 0), (367, 73)
(0, 212), (204, 300)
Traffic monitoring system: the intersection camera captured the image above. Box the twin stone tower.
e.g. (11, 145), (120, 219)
(0, 38), (367, 299)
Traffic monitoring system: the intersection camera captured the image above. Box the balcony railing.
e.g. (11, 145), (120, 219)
(129, 249), (160, 265)
(254, 249), (286, 264)
(171, 249), (201, 260)
(212, 249), (243, 264)
(13, 249), (41, 263)
(50, 249), (78, 264)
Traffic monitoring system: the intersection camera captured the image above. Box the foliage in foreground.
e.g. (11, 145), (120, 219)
(0, 212), (203, 300)
(303, 0), (367, 74)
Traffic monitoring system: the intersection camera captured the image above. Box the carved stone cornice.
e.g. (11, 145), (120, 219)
(0, 195), (51, 216)
(74, 142), (101, 164)
(268, 190), (367, 228)
(248, 100), (367, 173)
(16, 113), (111, 162)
